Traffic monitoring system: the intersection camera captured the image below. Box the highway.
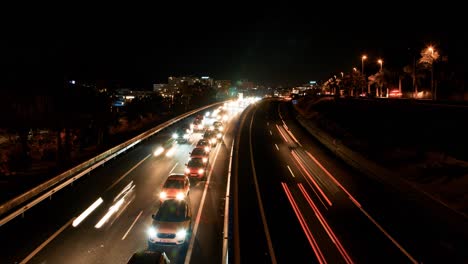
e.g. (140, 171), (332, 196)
(232, 99), (468, 263)
(1, 97), (467, 264)
(0, 102), (246, 264)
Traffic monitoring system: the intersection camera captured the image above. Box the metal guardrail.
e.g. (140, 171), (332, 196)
(222, 140), (234, 264)
(0, 101), (227, 227)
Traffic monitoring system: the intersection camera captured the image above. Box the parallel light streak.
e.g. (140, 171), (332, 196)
(298, 183), (354, 264)
(72, 198), (103, 227)
(291, 151), (333, 207)
(283, 124), (302, 147)
(276, 124), (289, 143)
(305, 151), (361, 207)
(281, 182), (327, 264)
(304, 151), (418, 263)
(95, 197), (125, 229)
(275, 144), (279, 151)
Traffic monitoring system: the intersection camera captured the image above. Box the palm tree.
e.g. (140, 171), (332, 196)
(419, 47), (440, 99)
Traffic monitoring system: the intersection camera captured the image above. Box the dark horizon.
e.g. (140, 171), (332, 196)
(2, 5), (467, 90)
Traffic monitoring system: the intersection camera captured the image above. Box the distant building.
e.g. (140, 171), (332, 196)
(200, 76), (214, 87)
(214, 80), (231, 90)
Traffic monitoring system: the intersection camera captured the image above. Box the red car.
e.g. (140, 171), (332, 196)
(159, 173), (191, 203)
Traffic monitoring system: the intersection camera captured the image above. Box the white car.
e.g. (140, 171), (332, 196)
(148, 199), (192, 246)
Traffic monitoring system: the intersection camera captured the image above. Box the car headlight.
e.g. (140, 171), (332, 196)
(183, 134), (189, 139)
(205, 111), (210, 116)
(204, 146), (209, 152)
(211, 138), (216, 144)
(172, 133), (178, 139)
(217, 133), (222, 138)
(219, 126), (224, 131)
(159, 192), (167, 199)
(198, 168), (204, 174)
(148, 227), (157, 238)
(176, 192), (185, 200)
(176, 229), (187, 238)
(202, 157), (208, 163)
(209, 125), (214, 130)
(185, 168), (190, 173)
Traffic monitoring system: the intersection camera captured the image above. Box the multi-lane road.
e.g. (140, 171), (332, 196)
(232, 99), (468, 264)
(0, 102), (246, 264)
(1, 98), (467, 264)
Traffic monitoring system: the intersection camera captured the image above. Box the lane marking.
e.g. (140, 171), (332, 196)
(122, 210), (143, 240)
(169, 162), (179, 174)
(20, 217), (75, 264)
(249, 111), (277, 263)
(287, 165), (296, 178)
(106, 154), (151, 191)
(275, 144), (279, 151)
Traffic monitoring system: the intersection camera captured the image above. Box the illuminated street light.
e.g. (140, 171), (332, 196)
(377, 59), (383, 72)
(427, 46), (435, 99)
(361, 55), (367, 74)
(353, 67), (357, 72)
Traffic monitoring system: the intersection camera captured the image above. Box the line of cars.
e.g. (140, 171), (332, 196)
(129, 113), (226, 263)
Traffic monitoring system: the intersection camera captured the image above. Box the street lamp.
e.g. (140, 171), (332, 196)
(353, 67), (357, 72)
(362, 55), (367, 95)
(427, 46), (435, 99)
(361, 55), (367, 74)
(377, 59), (383, 72)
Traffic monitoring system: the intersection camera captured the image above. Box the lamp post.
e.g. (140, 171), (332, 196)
(377, 59), (383, 97)
(362, 55), (367, 95)
(377, 59), (383, 72)
(428, 46), (435, 100)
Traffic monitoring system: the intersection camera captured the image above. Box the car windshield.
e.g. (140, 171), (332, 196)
(154, 201), (187, 222)
(188, 158), (204, 167)
(191, 148), (205, 156)
(163, 179), (183, 189)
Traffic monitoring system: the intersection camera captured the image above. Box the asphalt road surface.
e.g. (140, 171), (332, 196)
(232, 98), (468, 264)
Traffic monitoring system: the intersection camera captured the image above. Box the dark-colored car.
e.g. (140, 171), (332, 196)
(202, 130), (218, 146)
(190, 147), (209, 164)
(127, 249), (170, 264)
(184, 157), (207, 179)
(196, 139), (211, 153)
(172, 126), (191, 144)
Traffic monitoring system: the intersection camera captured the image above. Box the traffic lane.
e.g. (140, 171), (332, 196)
(26, 145), (182, 264)
(279, 101), (468, 262)
(187, 112), (238, 264)
(259, 100), (413, 263)
(251, 102), (348, 263)
(27, 132), (210, 264)
(0, 129), (174, 264)
(233, 104), (274, 263)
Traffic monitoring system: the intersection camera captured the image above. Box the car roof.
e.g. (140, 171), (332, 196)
(191, 146), (207, 152)
(167, 174), (186, 180)
(127, 250), (169, 264)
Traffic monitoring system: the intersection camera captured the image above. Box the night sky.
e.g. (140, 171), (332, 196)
(2, 4), (466, 90)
